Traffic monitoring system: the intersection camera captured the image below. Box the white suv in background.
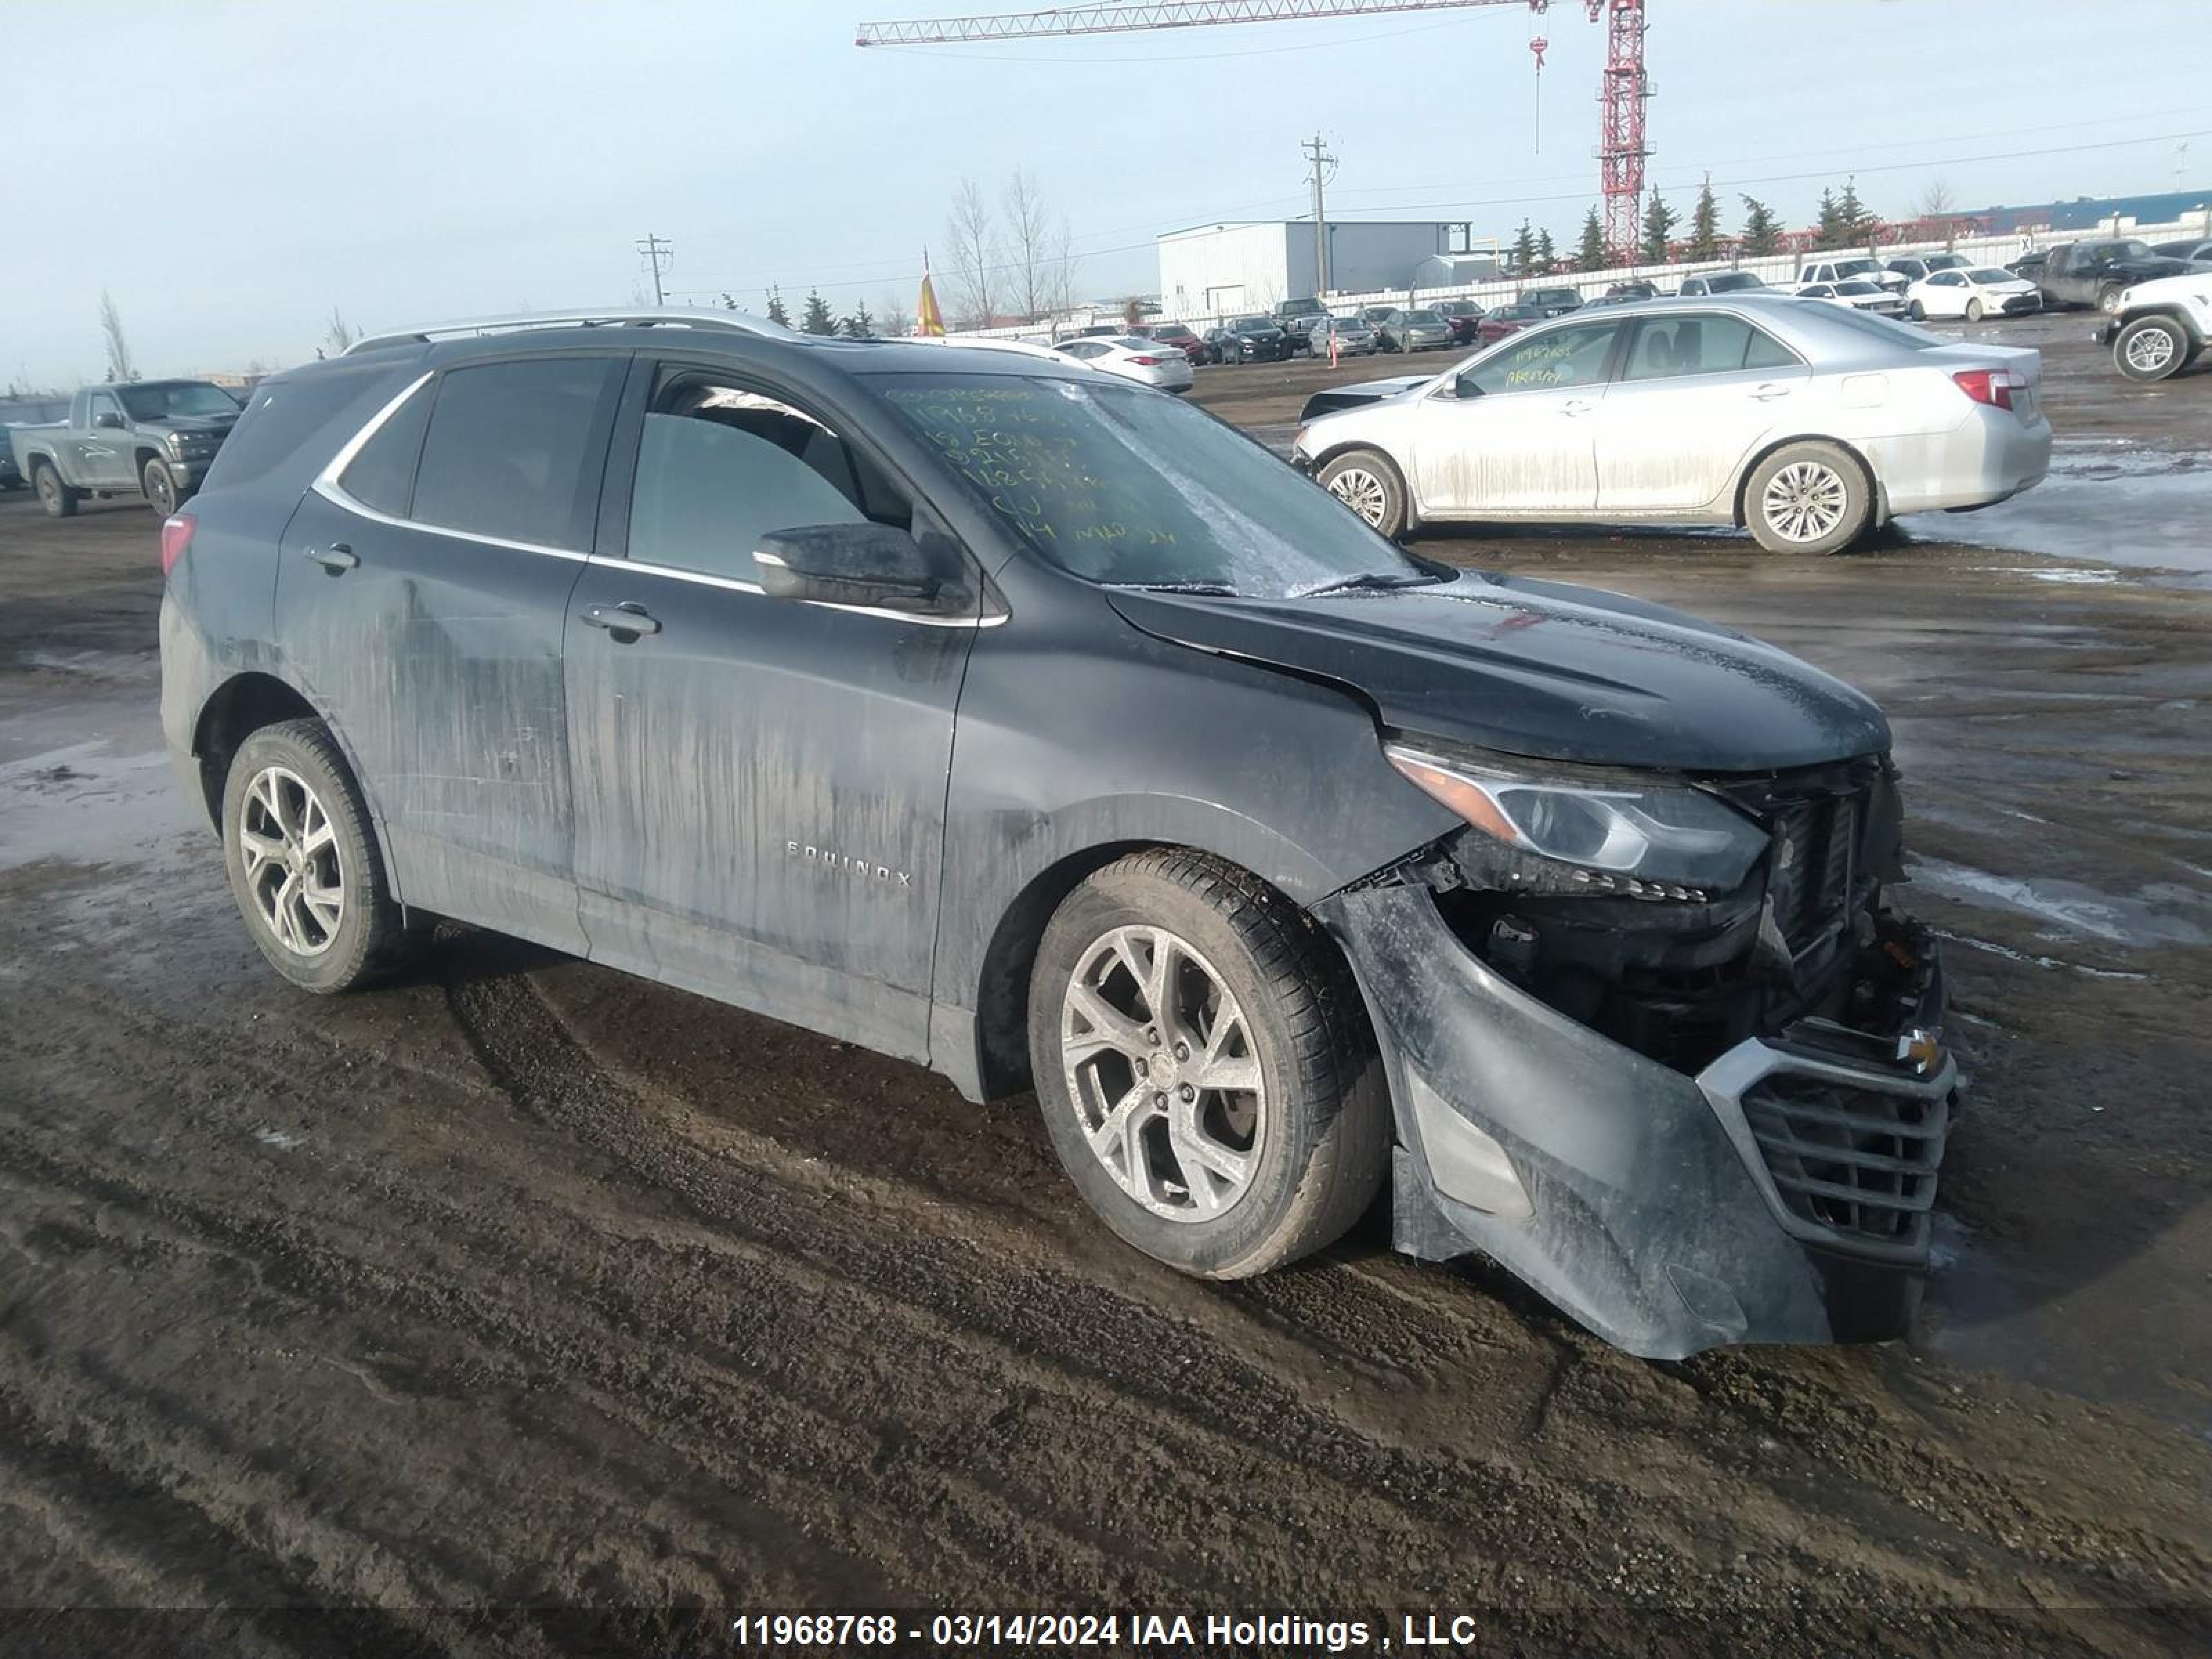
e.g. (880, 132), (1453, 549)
(1797, 256), (1909, 295)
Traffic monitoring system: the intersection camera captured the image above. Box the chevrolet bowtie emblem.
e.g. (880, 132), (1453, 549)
(1895, 1028), (1944, 1076)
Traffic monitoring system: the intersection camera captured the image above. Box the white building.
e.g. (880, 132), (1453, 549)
(1156, 221), (1466, 321)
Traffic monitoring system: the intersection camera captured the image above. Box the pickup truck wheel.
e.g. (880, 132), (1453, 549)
(2097, 282), (2128, 315)
(141, 457), (178, 516)
(1745, 441), (1873, 556)
(34, 463), (80, 518)
(1028, 851), (1387, 1280)
(2114, 315), (2188, 382)
(1316, 448), (1409, 540)
(221, 718), (415, 993)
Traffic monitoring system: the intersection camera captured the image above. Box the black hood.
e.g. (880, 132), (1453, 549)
(1108, 572), (1889, 774)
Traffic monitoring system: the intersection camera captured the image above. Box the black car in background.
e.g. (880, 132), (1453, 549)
(158, 308), (1956, 1362)
(2034, 239), (2192, 312)
(1518, 285), (1586, 317)
(1203, 316), (1292, 363)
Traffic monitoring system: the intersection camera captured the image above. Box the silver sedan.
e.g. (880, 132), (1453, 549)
(1309, 316), (1379, 356)
(1291, 292), (2050, 554)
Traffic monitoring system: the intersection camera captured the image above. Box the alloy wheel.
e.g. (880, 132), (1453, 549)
(1060, 925), (1265, 1222)
(1761, 461), (1849, 544)
(238, 765), (345, 957)
(2125, 326), (2178, 375)
(1324, 466), (1389, 527)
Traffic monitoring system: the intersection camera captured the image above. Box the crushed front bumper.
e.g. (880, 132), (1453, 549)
(1316, 882), (1954, 1360)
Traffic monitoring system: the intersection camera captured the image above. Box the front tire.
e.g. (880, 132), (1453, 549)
(1027, 851), (1388, 1280)
(221, 718), (415, 993)
(141, 456), (179, 516)
(1965, 297), (1985, 322)
(1315, 447), (1409, 540)
(1745, 441), (1874, 556)
(2114, 315), (2189, 382)
(35, 463), (79, 518)
(1906, 299), (1926, 321)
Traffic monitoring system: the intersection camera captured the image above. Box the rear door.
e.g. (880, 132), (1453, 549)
(1593, 312), (1810, 514)
(1409, 316), (1623, 516)
(273, 352), (626, 951)
(562, 359), (980, 1061)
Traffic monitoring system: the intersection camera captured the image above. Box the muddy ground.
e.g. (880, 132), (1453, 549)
(2, 318), (2209, 1658)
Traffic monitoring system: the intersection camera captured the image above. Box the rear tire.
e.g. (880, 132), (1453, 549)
(2114, 315), (2189, 382)
(1315, 447), (1409, 541)
(35, 463), (79, 518)
(221, 718), (416, 993)
(1745, 441), (1874, 556)
(141, 456), (178, 516)
(2097, 281), (2126, 315)
(1027, 851), (1388, 1280)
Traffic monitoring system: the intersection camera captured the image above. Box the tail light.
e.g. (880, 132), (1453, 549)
(160, 512), (196, 578)
(1951, 368), (2026, 410)
(1127, 355), (1161, 366)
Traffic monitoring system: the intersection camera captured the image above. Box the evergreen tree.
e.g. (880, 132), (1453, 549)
(841, 301), (876, 339)
(1510, 218), (1538, 273)
(765, 287), (791, 328)
(1836, 177), (1872, 244)
(1689, 176), (1721, 260)
(1740, 196), (1781, 256)
(800, 289), (836, 336)
(1815, 188), (1844, 248)
(1640, 193), (1678, 265)
(1576, 206), (1606, 272)
(1534, 229), (1557, 275)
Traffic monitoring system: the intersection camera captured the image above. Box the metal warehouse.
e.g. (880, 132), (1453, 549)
(1156, 220), (1465, 319)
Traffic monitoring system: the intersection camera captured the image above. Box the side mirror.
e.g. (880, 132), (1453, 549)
(755, 523), (950, 612)
(93, 410), (125, 430)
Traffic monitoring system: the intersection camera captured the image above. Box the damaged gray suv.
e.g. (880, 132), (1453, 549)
(160, 310), (1954, 1360)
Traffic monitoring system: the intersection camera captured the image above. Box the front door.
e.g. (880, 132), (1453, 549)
(77, 390), (134, 490)
(563, 362), (979, 1062)
(1593, 313), (1810, 514)
(273, 353), (627, 952)
(1410, 316), (1624, 516)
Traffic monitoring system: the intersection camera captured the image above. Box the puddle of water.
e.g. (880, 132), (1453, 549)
(0, 738), (196, 870)
(1910, 854), (2211, 947)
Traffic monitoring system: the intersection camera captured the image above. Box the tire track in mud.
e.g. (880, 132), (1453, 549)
(3, 912), (2207, 1649)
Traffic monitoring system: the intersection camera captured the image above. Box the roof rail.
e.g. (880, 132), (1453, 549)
(346, 308), (792, 356)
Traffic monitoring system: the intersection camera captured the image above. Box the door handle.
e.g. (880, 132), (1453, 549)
(1749, 383), (1793, 401)
(579, 602), (662, 637)
(306, 543), (358, 573)
(1561, 399), (1595, 417)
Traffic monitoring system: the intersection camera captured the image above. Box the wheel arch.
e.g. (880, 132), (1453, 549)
(1732, 433), (1883, 529)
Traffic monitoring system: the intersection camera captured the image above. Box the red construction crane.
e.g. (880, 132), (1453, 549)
(855, 0), (1651, 267)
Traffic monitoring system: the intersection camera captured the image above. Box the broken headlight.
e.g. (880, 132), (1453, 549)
(1385, 744), (1768, 893)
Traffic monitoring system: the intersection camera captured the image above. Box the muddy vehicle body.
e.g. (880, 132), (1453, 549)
(10, 379), (241, 517)
(160, 310), (1955, 1361)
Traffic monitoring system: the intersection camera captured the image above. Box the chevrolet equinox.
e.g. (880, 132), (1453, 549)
(160, 310), (1956, 1359)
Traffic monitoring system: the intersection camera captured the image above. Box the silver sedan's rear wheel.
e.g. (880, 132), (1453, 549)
(1315, 446), (1409, 540)
(1029, 851), (1388, 1279)
(1745, 441), (1874, 556)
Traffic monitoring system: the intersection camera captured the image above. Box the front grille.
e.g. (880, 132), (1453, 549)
(1743, 1072), (1949, 1253)
(1767, 792), (1860, 955)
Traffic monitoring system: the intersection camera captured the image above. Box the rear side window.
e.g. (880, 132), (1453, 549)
(203, 359), (409, 493)
(338, 381), (433, 516)
(409, 357), (624, 550)
(1622, 315), (1799, 381)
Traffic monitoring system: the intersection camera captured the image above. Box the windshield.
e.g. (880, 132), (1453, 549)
(1966, 268), (2016, 284)
(1232, 317), (1275, 331)
(876, 373), (1430, 597)
(1709, 272), (1762, 292)
(1835, 281), (1879, 294)
(1403, 310), (1443, 324)
(1152, 324), (1194, 339)
(1833, 259), (1880, 277)
(117, 381), (241, 420)
(1811, 306), (1949, 350)
(1280, 299), (1321, 314)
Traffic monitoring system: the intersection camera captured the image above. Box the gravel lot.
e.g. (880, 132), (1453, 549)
(2, 315), (2209, 1656)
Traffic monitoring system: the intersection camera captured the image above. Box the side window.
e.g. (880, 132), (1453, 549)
(1742, 327), (1798, 371)
(1461, 319), (1622, 396)
(88, 391), (123, 425)
(337, 379), (433, 516)
(409, 357), (623, 550)
(625, 377), (907, 584)
(1623, 315), (1781, 382)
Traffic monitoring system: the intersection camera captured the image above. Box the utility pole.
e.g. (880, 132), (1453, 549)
(635, 234), (673, 306)
(1302, 133), (1335, 298)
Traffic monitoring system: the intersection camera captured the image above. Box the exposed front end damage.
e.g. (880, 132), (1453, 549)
(1318, 756), (1956, 1360)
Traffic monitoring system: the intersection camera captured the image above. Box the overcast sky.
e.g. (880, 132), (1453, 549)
(8, 0), (2209, 385)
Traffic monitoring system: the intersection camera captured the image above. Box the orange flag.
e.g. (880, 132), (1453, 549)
(917, 251), (946, 337)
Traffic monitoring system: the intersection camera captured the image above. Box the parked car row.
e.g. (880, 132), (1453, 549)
(2005, 237), (2210, 313)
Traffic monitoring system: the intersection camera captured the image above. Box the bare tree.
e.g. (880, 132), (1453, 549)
(99, 290), (137, 383)
(1916, 178), (1957, 221)
(877, 295), (915, 338)
(1040, 218), (1082, 330)
(324, 307), (359, 357)
(1003, 169), (1077, 325)
(943, 176), (999, 328)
